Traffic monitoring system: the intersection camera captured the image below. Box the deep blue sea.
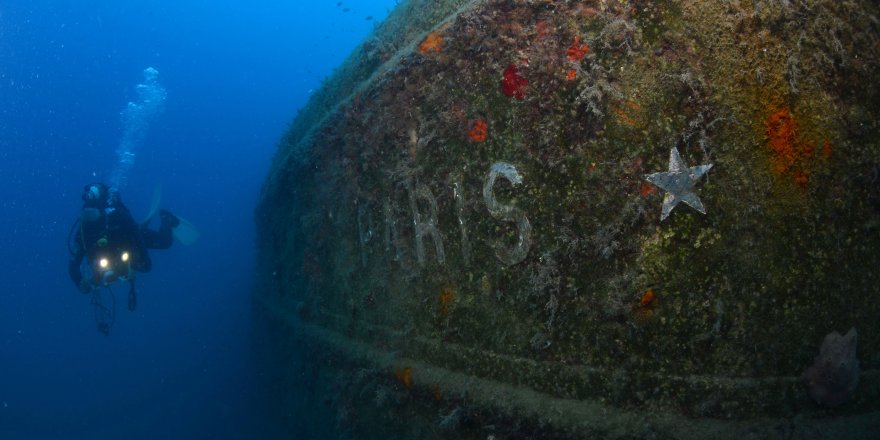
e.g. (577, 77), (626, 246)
(0, 1), (397, 438)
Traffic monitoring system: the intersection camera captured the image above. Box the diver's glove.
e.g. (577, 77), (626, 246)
(78, 279), (93, 294)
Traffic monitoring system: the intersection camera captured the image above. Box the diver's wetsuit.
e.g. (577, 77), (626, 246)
(68, 196), (174, 290)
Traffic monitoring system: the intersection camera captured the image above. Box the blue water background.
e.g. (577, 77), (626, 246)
(0, 1), (396, 438)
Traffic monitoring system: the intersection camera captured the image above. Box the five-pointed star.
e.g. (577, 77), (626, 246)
(644, 147), (713, 221)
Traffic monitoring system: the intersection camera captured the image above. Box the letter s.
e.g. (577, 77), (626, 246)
(483, 162), (531, 265)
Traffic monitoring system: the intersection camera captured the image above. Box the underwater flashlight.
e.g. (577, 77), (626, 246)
(121, 251), (129, 262)
(99, 258), (109, 269)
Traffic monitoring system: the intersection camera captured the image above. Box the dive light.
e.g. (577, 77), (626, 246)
(94, 250), (132, 285)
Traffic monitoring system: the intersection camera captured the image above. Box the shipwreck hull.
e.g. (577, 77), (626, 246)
(254, 0), (880, 438)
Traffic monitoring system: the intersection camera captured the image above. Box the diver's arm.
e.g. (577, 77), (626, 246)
(68, 248), (84, 286)
(69, 248), (94, 293)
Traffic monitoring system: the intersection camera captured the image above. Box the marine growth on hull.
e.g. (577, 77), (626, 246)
(255, 0), (880, 438)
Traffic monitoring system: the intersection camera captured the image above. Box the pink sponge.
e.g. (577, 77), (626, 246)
(801, 327), (860, 407)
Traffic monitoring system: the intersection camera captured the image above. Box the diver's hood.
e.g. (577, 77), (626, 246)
(80, 207), (102, 224)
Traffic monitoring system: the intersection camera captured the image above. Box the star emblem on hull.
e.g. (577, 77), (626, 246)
(644, 147), (713, 221)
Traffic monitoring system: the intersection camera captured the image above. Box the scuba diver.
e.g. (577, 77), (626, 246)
(68, 183), (189, 333)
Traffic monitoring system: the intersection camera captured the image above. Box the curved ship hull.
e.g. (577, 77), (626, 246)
(255, 1), (880, 437)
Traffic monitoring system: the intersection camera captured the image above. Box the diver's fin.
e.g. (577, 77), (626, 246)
(142, 184), (162, 225)
(173, 215), (200, 245)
